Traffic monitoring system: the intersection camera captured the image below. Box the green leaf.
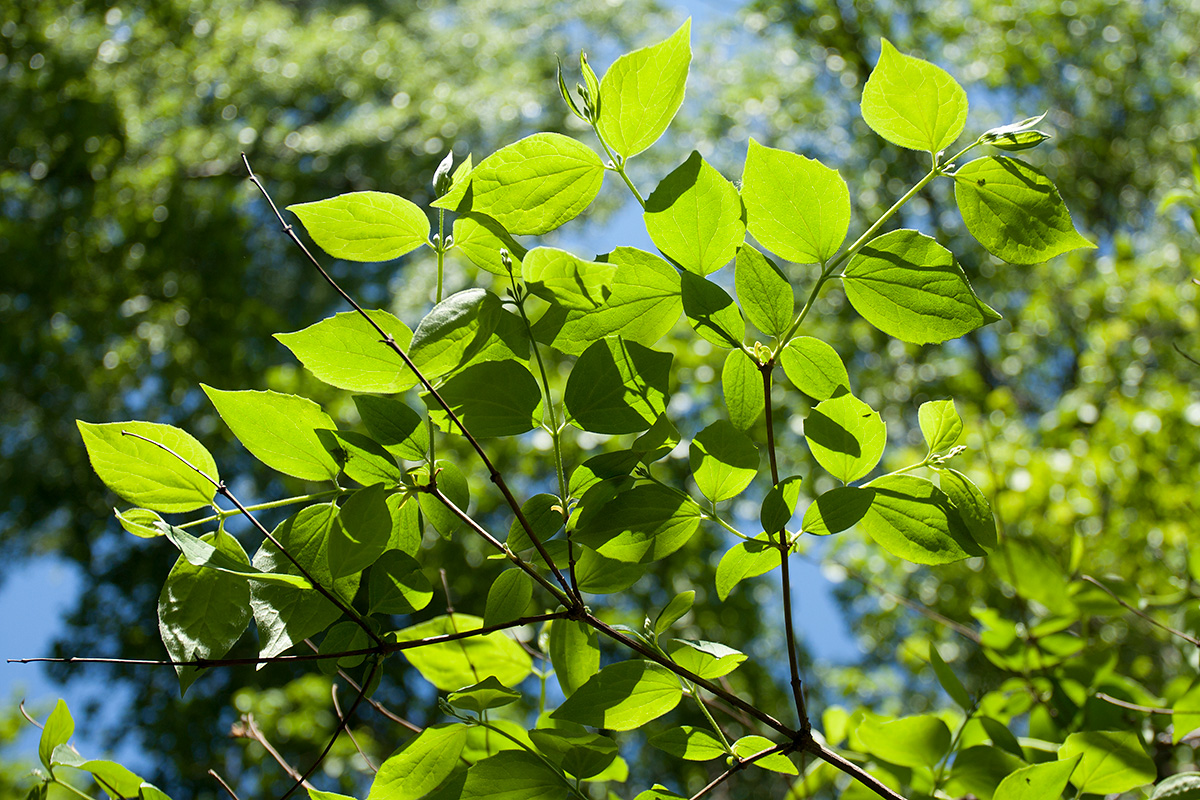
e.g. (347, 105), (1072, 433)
(251, 503), (361, 659)
(552, 660), (683, 731)
(368, 550), (432, 615)
(954, 156), (1095, 264)
(522, 247), (616, 311)
(447, 676), (522, 712)
(946, 745), (1027, 800)
(62, 758), (145, 799)
(919, 399), (963, 454)
(327, 431), (402, 487)
(77, 421), (217, 513)
(574, 546), (647, 595)
(548, 618), (600, 697)
(635, 789), (687, 800)
(654, 590), (695, 635)
(460, 133), (604, 235)
(534, 247), (682, 356)
(434, 153), (474, 211)
(202, 385), (339, 482)
(994, 757), (1080, 800)
(842, 229), (1001, 344)
(287, 191), (429, 262)
(733, 735), (796, 775)
(665, 639), (747, 679)
(860, 38), (967, 153)
(353, 395), (429, 462)
(367, 724), (468, 800)
(308, 789), (356, 800)
(644, 151), (744, 276)
(634, 414), (681, 464)
(804, 392), (886, 483)
(317, 621), (368, 674)
(415, 459), (471, 539)
(159, 523), (312, 588)
(801, 486), (874, 536)
(483, 568), (533, 627)
(938, 468), (998, 550)
(761, 475), (803, 533)
(460, 750), (568, 800)
(1059, 731), (1155, 795)
(649, 726), (726, 761)
(115, 508), (166, 539)
(929, 644), (972, 710)
(507, 493), (565, 552)
(856, 714), (952, 769)
(158, 530), (252, 694)
(680, 271), (746, 349)
(409, 288), (502, 380)
(572, 483), (703, 563)
(735, 246), (793, 337)
(1151, 773), (1200, 800)
(329, 483), (391, 578)
(528, 729), (618, 780)
(426, 360), (542, 438)
(596, 19), (691, 158)
(689, 420), (759, 502)
(741, 139), (851, 264)
(394, 613), (532, 691)
(715, 534), (780, 601)
(451, 211), (527, 276)
(780, 337), (850, 401)
(274, 310), (417, 393)
(564, 338), (672, 435)
(38, 699), (73, 771)
(386, 492), (422, 556)
(1173, 684), (1200, 744)
(722, 349), (764, 431)
(859, 475), (985, 564)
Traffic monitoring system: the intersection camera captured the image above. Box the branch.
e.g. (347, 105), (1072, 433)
(332, 682), (377, 773)
(1096, 692), (1175, 715)
(208, 769), (241, 800)
(304, 639), (422, 734)
(241, 154), (574, 602)
(1081, 574), (1200, 647)
(235, 714), (311, 790)
(689, 741), (792, 800)
(804, 739), (910, 800)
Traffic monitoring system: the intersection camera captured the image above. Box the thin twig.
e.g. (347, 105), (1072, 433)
(689, 741), (792, 800)
(304, 639), (422, 734)
(120, 431), (380, 646)
(332, 683), (377, 773)
(18, 700), (42, 729)
(241, 154), (574, 601)
(281, 658), (381, 800)
(1096, 692), (1175, 715)
(804, 739), (909, 800)
(1081, 574), (1200, 647)
(237, 714), (311, 789)
(208, 769), (241, 800)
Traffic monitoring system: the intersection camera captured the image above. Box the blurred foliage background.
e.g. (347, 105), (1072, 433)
(2, 0), (1199, 797)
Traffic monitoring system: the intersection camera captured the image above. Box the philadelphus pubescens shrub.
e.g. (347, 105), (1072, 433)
(25, 19), (1179, 800)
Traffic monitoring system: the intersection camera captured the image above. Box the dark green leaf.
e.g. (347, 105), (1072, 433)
(426, 360), (542, 438)
(287, 191), (429, 261)
(275, 310), (417, 393)
(689, 420), (759, 502)
(741, 139), (850, 264)
(954, 156), (1095, 264)
(507, 493), (565, 552)
(483, 568), (533, 627)
(574, 546), (647, 595)
(946, 745), (1027, 800)
(597, 19), (691, 158)
(459, 750), (568, 800)
(353, 395), (429, 462)
(801, 486), (874, 536)
(634, 414), (681, 464)
(572, 483), (703, 563)
(159, 524), (312, 589)
(447, 676), (522, 712)
(327, 430), (402, 487)
(368, 550), (433, 615)
(416, 459), (470, 539)
(202, 385), (340, 481)
(938, 468), (997, 550)
(860, 38), (967, 153)
(386, 492), (422, 556)
(680, 272), (746, 349)
(780, 337), (849, 401)
(317, 621), (368, 674)
(552, 660), (683, 731)
(929, 644), (972, 710)
(77, 421), (218, 513)
(158, 530), (252, 694)
(859, 475), (985, 564)
(842, 229), (1001, 344)
(528, 729), (618, 780)
(564, 338), (672, 435)
(549, 618), (601, 697)
(329, 483), (391, 578)
(761, 475), (803, 533)
(805, 392), (886, 483)
(644, 151), (744, 276)
(735, 246), (793, 337)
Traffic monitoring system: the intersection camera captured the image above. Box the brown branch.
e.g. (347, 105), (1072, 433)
(332, 683), (377, 773)
(241, 154), (574, 602)
(281, 658), (381, 800)
(1081, 574), (1200, 647)
(689, 740), (792, 800)
(208, 769), (241, 800)
(236, 714), (311, 790)
(804, 739), (909, 800)
(304, 639), (422, 734)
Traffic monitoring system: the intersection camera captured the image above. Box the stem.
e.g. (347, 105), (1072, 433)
(208, 769), (241, 800)
(688, 741), (792, 800)
(931, 709), (974, 792)
(594, 136), (645, 208)
(121, 431), (381, 646)
(436, 208), (446, 303)
(804, 739), (910, 800)
(1081, 575), (1200, 647)
(763, 364), (809, 730)
(691, 684), (734, 752)
(51, 779), (95, 800)
(242, 155), (574, 601)
(179, 490), (341, 530)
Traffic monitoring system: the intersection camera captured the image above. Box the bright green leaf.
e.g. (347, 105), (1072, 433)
(994, 757), (1080, 800)
(552, 660), (683, 731)
(549, 618), (600, 697)
(680, 272), (745, 349)
(275, 310), (417, 393)
(860, 38), (967, 153)
(722, 348), (764, 431)
(451, 211), (527, 276)
(741, 139), (850, 264)
(460, 750), (567, 800)
(856, 714), (951, 768)
(574, 546), (647, 595)
(522, 247), (616, 311)
(159, 523), (312, 589)
(328, 431), (402, 487)
(415, 459), (471, 539)
(715, 534), (780, 601)
(689, 420), (759, 502)
(328, 483), (391, 578)
(938, 468), (998, 550)
(564, 338), (672, 435)
(649, 726), (726, 761)
(77, 421), (217, 513)
(954, 156), (1095, 264)
(483, 568), (533, 627)
(528, 729), (618, 780)
(115, 507), (166, 539)
(288, 191), (429, 262)
(408, 288), (501, 380)
(929, 644), (972, 710)
(38, 700), (73, 771)
(801, 486), (874, 535)
(572, 483), (703, 563)
(733, 735), (796, 775)
(780, 337), (849, 401)
(859, 475), (985, 564)
(506, 493), (565, 553)
(1059, 730), (1155, 795)
(644, 151), (744, 276)
(353, 395), (429, 462)
(447, 676), (522, 712)
(367, 724), (468, 800)
(654, 590), (695, 635)
(665, 638), (747, 679)
(842, 229), (1001, 344)
(202, 386), (339, 482)
(394, 613), (532, 691)
(735, 245), (793, 337)
(919, 399), (963, 454)
(597, 19), (691, 158)
(805, 392), (886, 483)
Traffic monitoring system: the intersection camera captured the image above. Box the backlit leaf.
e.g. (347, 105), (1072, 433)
(735, 245), (793, 337)
(861, 38), (967, 153)
(483, 568), (533, 627)
(918, 399), (963, 454)
(522, 247), (616, 311)
(804, 392), (886, 483)
(552, 660), (683, 731)
(77, 421), (217, 513)
(394, 613), (532, 691)
(722, 349), (764, 430)
(1059, 731), (1155, 795)
(549, 618), (600, 697)
(689, 420), (759, 502)
(426, 360), (542, 438)
(715, 534), (780, 600)
(367, 724), (468, 800)
(202, 386), (339, 482)
(565, 338), (672, 435)
(288, 191), (429, 262)
(780, 337), (849, 401)
(275, 310), (417, 393)
(680, 272), (745, 349)
(644, 151), (744, 276)
(859, 475), (985, 564)
(597, 19), (691, 158)
(649, 726), (726, 761)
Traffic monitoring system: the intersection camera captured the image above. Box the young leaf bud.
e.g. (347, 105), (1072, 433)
(433, 150), (454, 197)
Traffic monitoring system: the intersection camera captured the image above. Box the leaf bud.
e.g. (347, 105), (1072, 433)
(433, 150), (454, 197)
